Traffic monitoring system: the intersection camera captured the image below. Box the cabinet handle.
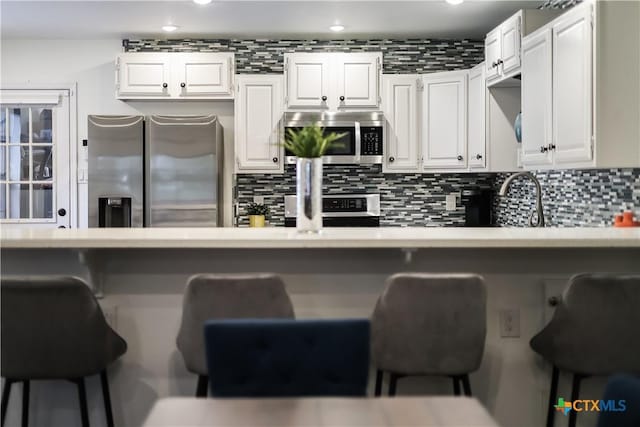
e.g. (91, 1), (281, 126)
(457, 155), (463, 161)
(548, 143), (556, 151)
(389, 156), (395, 163)
(491, 62), (497, 68)
(180, 82), (186, 88)
(497, 59), (504, 65)
(162, 83), (168, 88)
(58, 208), (67, 217)
(540, 146), (549, 153)
(321, 96), (327, 102)
(548, 296), (560, 307)
(272, 157), (278, 163)
(339, 96), (345, 102)
(476, 154), (482, 160)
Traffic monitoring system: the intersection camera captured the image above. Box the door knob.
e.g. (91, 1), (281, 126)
(58, 208), (66, 217)
(476, 154), (482, 160)
(389, 157), (395, 162)
(339, 96), (345, 101)
(272, 157), (278, 163)
(548, 296), (560, 307)
(162, 83), (168, 88)
(321, 96), (327, 102)
(180, 82), (186, 88)
(457, 155), (463, 161)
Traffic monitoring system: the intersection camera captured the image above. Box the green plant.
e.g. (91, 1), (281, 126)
(247, 202), (270, 217)
(281, 123), (346, 158)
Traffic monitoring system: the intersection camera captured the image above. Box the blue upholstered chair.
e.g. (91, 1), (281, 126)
(597, 375), (640, 427)
(204, 319), (370, 397)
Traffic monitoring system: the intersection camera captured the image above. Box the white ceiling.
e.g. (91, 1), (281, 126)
(1, 0), (545, 40)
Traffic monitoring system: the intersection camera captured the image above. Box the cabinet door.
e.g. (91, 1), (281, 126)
(285, 54), (331, 109)
(382, 75), (420, 172)
(552, 5), (593, 164)
(467, 64), (486, 168)
(116, 53), (171, 98)
(485, 28), (502, 81)
(235, 76), (284, 173)
(500, 14), (522, 77)
(335, 53), (381, 109)
(422, 72), (467, 169)
(174, 53), (233, 98)
(521, 29), (553, 166)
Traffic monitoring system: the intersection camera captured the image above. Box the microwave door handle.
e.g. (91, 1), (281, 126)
(354, 121), (361, 161)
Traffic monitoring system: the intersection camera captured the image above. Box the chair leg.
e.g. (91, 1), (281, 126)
(545, 366), (559, 427)
(195, 375), (208, 398)
(100, 370), (114, 427)
(374, 370), (383, 397)
(568, 374), (583, 427)
(388, 374), (399, 397)
(76, 378), (90, 427)
(1, 380), (13, 427)
(461, 374), (472, 397)
(452, 376), (461, 396)
(21, 381), (29, 427)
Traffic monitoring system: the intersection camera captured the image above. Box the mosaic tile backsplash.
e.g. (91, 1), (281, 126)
(123, 38), (484, 74)
(493, 169), (640, 227)
(236, 165), (494, 227)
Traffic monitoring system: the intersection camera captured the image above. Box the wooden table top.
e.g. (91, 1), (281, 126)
(142, 396), (500, 426)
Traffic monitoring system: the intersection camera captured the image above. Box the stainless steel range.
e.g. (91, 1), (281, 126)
(284, 194), (380, 227)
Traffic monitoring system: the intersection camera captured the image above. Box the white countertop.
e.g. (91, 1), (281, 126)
(1, 227), (639, 249)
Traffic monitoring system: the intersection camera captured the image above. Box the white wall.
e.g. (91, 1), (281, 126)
(0, 39), (235, 227)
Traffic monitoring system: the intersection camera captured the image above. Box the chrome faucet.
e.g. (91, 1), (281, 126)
(499, 172), (545, 227)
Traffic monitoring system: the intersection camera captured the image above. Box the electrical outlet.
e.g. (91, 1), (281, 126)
(253, 196), (264, 204)
(102, 306), (118, 332)
(445, 193), (457, 211)
(499, 309), (520, 338)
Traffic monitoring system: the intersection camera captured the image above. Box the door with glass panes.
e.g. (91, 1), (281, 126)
(0, 90), (70, 228)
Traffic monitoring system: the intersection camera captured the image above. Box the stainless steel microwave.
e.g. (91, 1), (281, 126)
(283, 112), (384, 164)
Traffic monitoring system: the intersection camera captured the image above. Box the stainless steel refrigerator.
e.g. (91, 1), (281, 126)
(88, 114), (223, 228)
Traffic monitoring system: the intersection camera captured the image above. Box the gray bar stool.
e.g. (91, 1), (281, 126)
(176, 273), (295, 397)
(371, 273), (487, 397)
(530, 273), (640, 427)
(1, 276), (127, 427)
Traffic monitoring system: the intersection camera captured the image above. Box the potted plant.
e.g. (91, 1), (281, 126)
(246, 202), (270, 228)
(282, 124), (345, 233)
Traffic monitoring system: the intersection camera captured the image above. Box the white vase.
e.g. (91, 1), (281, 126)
(296, 157), (322, 233)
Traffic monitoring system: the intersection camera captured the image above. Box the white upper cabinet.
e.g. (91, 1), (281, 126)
(284, 52), (382, 110)
(116, 52), (234, 100)
(422, 71), (467, 170)
(173, 53), (234, 98)
(552, 5), (592, 165)
(382, 75), (420, 173)
(520, 1), (640, 170)
(116, 53), (172, 98)
(521, 28), (553, 166)
(235, 75), (284, 173)
(336, 53), (381, 108)
(485, 9), (561, 87)
(285, 53), (331, 109)
(467, 63), (486, 169)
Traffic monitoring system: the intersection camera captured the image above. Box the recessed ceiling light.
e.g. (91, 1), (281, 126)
(162, 25), (179, 32)
(193, 0), (212, 4)
(329, 24), (345, 32)
(445, 0), (464, 4)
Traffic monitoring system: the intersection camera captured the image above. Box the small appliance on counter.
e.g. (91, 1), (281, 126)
(284, 194), (380, 227)
(461, 189), (493, 227)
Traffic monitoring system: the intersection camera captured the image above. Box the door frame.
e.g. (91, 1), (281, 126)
(0, 83), (78, 228)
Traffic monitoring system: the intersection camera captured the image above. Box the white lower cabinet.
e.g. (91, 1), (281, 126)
(235, 75), (284, 173)
(421, 71), (467, 170)
(382, 75), (420, 172)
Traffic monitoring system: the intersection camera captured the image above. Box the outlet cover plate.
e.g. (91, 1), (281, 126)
(499, 309), (520, 338)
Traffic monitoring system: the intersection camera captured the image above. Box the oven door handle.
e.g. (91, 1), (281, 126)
(354, 121), (362, 162)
